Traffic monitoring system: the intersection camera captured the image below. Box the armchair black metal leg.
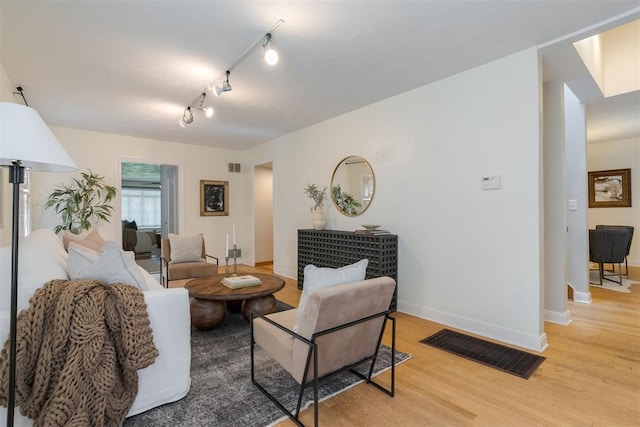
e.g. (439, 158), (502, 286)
(598, 263), (604, 286)
(390, 315), (396, 397)
(313, 348), (319, 427)
(602, 262), (625, 285)
(625, 257), (629, 276)
(351, 316), (396, 397)
(618, 265), (623, 286)
(250, 315), (255, 382)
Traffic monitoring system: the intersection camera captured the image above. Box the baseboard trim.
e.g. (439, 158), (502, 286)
(399, 301), (548, 353)
(544, 309), (573, 325)
(273, 267), (297, 280)
(572, 290), (592, 304)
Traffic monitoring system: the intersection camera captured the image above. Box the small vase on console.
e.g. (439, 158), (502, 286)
(312, 206), (326, 230)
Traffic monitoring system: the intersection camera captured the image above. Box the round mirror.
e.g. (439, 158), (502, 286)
(330, 156), (375, 216)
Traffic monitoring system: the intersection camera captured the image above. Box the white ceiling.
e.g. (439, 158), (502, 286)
(1, 1), (638, 151)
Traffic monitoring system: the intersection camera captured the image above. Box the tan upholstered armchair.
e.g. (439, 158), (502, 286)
(160, 235), (218, 287)
(250, 276), (397, 426)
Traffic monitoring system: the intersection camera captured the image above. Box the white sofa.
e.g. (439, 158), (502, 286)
(0, 229), (191, 425)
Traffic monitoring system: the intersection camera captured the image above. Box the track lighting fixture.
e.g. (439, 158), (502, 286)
(179, 107), (193, 127)
(197, 92), (214, 118)
(263, 33), (279, 66)
(178, 19), (284, 127)
(214, 71), (232, 96)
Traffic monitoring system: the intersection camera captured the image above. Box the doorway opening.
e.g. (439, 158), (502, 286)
(254, 162), (273, 269)
(118, 159), (179, 274)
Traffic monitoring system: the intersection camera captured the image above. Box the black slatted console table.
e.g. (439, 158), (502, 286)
(297, 229), (398, 311)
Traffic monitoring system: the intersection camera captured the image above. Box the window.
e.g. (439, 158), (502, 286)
(121, 188), (161, 229)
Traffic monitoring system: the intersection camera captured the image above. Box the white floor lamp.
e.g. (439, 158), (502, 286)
(0, 102), (77, 427)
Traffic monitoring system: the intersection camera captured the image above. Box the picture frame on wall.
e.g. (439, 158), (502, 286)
(588, 168), (631, 208)
(200, 180), (229, 216)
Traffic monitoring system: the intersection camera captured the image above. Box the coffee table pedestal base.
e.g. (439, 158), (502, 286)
(190, 298), (226, 330)
(242, 295), (278, 322)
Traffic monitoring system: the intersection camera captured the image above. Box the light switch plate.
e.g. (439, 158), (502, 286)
(568, 200), (577, 211)
(481, 175), (501, 190)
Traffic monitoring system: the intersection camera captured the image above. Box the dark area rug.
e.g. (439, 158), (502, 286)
(420, 329), (545, 379)
(125, 302), (410, 426)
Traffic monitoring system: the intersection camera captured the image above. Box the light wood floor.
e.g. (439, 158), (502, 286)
(195, 264), (640, 426)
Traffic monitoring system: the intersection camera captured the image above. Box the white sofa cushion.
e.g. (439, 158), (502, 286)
(294, 259), (368, 331)
(0, 229), (69, 312)
(68, 240), (148, 290)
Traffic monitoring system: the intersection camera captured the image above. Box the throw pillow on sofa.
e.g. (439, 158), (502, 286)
(68, 240), (148, 290)
(294, 259), (368, 331)
(62, 229), (106, 252)
(168, 233), (204, 264)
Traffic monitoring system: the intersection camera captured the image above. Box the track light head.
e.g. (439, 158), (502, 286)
(214, 71), (232, 96)
(263, 33), (279, 66)
(197, 93), (214, 118)
(179, 107), (194, 127)
(222, 71), (232, 92)
(264, 48), (278, 65)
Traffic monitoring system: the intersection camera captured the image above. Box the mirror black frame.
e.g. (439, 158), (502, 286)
(330, 156), (375, 217)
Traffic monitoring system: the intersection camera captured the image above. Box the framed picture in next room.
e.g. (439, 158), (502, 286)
(200, 180), (229, 216)
(588, 168), (631, 208)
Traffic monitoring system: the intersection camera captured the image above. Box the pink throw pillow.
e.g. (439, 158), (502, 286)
(62, 229), (106, 252)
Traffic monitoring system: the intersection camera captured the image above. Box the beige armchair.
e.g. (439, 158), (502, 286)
(160, 235), (218, 287)
(250, 276), (397, 426)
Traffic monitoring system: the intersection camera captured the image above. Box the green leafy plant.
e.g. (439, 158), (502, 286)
(332, 184), (362, 216)
(44, 170), (117, 234)
(304, 183), (327, 212)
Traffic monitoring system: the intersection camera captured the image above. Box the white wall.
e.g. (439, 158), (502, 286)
(564, 86), (590, 303)
(245, 47), (547, 351)
(542, 81), (570, 324)
(587, 137), (640, 265)
(27, 126), (248, 262)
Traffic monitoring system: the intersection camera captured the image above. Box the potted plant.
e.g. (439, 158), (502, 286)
(304, 183), (327, 230)
(332, 184), (362, 216)
(44, 170), (117, 234)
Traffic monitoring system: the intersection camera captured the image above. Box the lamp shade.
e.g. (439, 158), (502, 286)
(0, 102), (77, 172)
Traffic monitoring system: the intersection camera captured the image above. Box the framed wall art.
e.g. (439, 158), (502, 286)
(200, 180), (229, 216)
(588, 168), (631, 208)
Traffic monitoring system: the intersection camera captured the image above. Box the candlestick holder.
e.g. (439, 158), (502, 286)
(226, 245), (241, 276)
(224, 256), (230, 276)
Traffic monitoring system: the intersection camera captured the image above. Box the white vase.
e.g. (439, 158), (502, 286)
(312, 206), (326, 230)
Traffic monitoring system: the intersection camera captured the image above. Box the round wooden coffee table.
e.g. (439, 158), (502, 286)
(185, 273), (285, 330)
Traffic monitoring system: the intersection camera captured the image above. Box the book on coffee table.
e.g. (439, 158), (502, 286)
(222, 275), (262, 289)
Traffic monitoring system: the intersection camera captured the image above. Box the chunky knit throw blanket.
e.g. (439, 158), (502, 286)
(0, 279), (159, 426)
